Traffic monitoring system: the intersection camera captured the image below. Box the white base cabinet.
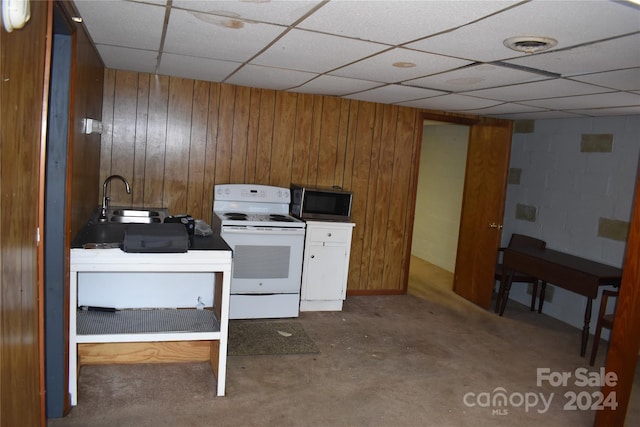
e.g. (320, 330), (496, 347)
(300, 221), (355, 311)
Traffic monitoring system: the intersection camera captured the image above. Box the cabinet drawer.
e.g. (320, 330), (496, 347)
(308, 227), (349, 243)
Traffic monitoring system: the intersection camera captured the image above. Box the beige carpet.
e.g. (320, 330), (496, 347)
(47, 257), (640, 427)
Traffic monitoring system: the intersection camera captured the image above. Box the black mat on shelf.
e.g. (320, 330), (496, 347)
(227, 320), (319, 356)
(77, 309), (219, 335)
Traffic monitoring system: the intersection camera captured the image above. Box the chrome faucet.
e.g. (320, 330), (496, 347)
(98, 175), (131, 222)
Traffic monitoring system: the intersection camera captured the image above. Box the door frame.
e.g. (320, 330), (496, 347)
(408, 111), (511, 309)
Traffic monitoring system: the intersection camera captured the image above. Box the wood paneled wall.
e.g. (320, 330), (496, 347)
(100, 70), (422, 293)
(68, 19), (105, 238)
(0, 1), (50, 425)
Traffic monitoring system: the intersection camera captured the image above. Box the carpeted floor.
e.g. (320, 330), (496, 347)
(47, 257), (640, 427)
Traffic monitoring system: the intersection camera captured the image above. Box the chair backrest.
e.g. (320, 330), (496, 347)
(508, 233), (546, 250)
(600, 289), (619, 319)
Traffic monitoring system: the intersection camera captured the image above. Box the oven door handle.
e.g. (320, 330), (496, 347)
(222, 227), (306, 235)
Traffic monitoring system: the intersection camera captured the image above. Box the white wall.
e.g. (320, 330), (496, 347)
(412, 123), (468, 272)
(501, 115), (640, 333)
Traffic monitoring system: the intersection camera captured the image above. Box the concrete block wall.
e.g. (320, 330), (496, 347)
(501, 115), (640, 334)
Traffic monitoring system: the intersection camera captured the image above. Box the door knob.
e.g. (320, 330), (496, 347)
(489, 223), (503, 229)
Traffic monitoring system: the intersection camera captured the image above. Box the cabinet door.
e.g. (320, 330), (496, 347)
(304, 244), (347, 300)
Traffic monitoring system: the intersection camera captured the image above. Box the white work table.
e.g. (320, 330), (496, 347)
(68, 244), (231, 406)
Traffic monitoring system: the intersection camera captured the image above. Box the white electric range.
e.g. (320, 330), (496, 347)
(212, 184), (306, 319)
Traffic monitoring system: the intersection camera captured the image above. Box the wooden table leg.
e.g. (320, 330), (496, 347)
(581, 297), (593, 357)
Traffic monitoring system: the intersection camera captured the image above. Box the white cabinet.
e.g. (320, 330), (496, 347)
(68, 247), (231, 406)
(300, 221), (355, 311)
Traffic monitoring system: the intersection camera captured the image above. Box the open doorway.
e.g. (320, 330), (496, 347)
(408, 120), (469, 301)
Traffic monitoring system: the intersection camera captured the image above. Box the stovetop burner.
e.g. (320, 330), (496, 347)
(224, 212), (248, 220)
(269, 214), (294, 222)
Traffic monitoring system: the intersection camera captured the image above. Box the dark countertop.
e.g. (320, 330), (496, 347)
(71, 208), (231, 252)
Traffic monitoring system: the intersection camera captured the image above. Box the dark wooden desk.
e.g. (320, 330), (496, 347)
(498, 246), (622, 356)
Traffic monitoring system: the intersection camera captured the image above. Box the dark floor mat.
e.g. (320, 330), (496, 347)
(227, 320), (319, 356)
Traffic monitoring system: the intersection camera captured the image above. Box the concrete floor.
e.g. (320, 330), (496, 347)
(48, 257), (639, 426)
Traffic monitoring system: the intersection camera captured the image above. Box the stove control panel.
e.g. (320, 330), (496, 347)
(215, 184), (290, 203)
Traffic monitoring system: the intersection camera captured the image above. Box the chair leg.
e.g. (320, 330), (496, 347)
(590, 291), (616, 365)
(529, 281), (538, 311)
(538, 282), (546, 313)
(495, 281), (504, 314)
(590, 318), (604, 366)
(498, 279), (513, 316)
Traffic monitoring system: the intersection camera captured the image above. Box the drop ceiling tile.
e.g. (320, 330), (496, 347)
(398, 94), (502, 111)
(523, 91), (640, 110)
(164, 8), (286, 62)
(136, 0), (167, 5)
(570, 68), (640, 91)
(493, 111), (586, 120)
(406, 63), (549, 92)
(462, 79), (611, 102)
(297, 0), (518, 45)
(225, 64), (317, 91)
(406, 0), (640, 62)
(172, 0), (323, 25)
(505, 34), (640, 78)
(157, 54), (240, 83)
(345, 85), (445, 104)
(330, 48), (471, 84)
(74, 0), (166, 50)
(292, 75), (383, 97)
(461, 103), (547, 116)
(252, 29), (387, 73)
(567, 105), (640, 117)
(95, 45), (158, 73)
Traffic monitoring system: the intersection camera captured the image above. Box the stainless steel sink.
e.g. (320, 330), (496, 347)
(111, 209), (160, 217)
(110, 216), (162, 224)
(107, 208), (165, 224)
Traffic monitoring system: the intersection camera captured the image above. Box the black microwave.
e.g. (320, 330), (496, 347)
(290, 184), (353, 222)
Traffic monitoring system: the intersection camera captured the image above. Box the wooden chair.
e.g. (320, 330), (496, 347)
(590, 289), (619, 366)
(494, 234), (547, 316)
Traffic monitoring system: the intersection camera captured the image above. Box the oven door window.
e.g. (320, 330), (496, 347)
(233, 245), (290, 279)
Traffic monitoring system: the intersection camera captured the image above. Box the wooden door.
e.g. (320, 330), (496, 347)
(595, 168), (640, 427)
(453, 122), (513, 308)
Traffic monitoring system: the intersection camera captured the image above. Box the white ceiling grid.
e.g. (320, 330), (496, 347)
(72, 0), (640, 119)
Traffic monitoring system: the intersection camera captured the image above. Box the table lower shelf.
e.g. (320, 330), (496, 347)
(76, 308), (220, 343)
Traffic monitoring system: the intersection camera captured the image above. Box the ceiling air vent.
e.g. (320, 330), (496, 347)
(503, 36), (558, 54)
